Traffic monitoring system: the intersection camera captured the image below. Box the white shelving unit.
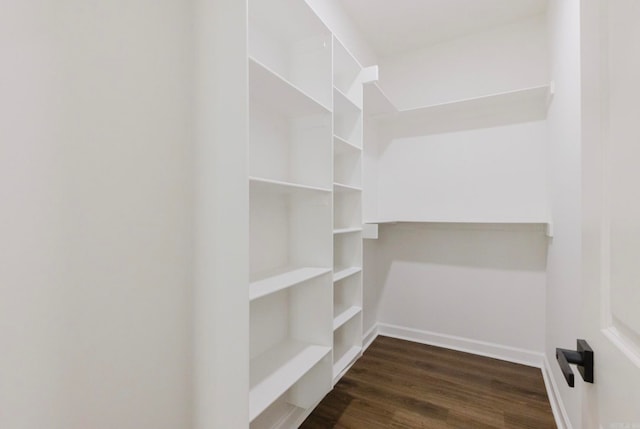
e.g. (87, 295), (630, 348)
(249, 265), (333, 428)
(246, 1), (368, 427)
(248, 0), (335, 427)
(331, 37), (364, 386)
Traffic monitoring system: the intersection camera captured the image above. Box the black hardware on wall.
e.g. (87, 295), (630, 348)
(556, 339), (594, 387)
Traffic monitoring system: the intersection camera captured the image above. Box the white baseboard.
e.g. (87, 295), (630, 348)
(362, 324), (379, 351)
(376, 322), (544, 368)
(542, 355), (572, 429)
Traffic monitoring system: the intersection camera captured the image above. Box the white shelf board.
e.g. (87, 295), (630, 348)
(250, 340), (331, 421)
(250, 176), (331, 195)
(333, 306), (362, 331)
(364, 219), (553, 237)
(249, 58), (330, 116)
(333, 227), (362, 235)
(250, 267), (332, 301)
(333, 267), (361, 283)
(334, 135), (362, 155)
(364, 219), (550, 225)
(332, 345), (362, 380)
(362, 223), (378, 240)
(333, 182), (362, 193)
(377, 84), (552, 137)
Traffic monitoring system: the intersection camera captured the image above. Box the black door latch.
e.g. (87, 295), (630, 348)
(556, 339), (594, 387)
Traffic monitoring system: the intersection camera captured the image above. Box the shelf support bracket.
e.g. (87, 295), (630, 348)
(360, 65), (379, 84)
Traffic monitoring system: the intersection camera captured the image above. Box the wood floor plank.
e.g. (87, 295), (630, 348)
(390, 409), (452, 429)
(301, 336), (556, 429)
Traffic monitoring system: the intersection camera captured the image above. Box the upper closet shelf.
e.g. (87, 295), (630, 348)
(364, 82), (554, 137)
(364, 219), (554, 237)
(249, 58), (331, 117)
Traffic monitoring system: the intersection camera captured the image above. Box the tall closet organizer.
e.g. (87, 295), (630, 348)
(214, 0), (371, 427)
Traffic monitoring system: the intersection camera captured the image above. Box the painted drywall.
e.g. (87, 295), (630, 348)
(376, 121), (549, 223)
(305, 0), (378, 66)
(0, 2), (194, 428)
(378, 14), (549, 109)
(545, 0), (583, 427)
(371, 223), (547, 358)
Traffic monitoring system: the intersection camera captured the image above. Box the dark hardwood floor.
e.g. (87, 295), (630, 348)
(301, 336), (556, 429)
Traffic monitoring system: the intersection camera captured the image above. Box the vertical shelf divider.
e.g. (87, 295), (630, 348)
(331, 36), (365, 385)
(246, 4), (372, 427)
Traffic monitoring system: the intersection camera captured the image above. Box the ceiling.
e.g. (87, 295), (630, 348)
(339, 0), (548, 58)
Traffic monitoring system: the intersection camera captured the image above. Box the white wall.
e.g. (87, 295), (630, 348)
(376, 121), (549, 223)
(372, 223), (547, 361)
(545, 0), (583, 427)
(0, 2), (194, 428)
(379, 14), (548, 109)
